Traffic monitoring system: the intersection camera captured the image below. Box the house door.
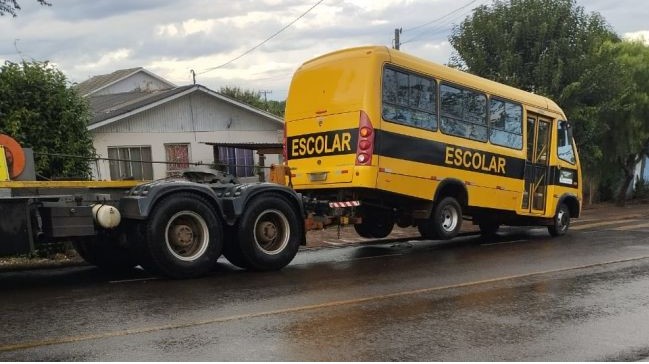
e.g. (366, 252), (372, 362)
(522, 114), (551, 214)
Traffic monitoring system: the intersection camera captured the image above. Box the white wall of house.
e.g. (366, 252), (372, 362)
(90, 90), (283, 180)
(92, 73), (173, 96)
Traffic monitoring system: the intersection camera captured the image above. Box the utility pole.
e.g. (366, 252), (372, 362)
(258, 90), (272, 103)
(393, 28), (402, 50)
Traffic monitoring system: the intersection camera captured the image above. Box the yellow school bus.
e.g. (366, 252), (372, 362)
(284, 46), (582, 239)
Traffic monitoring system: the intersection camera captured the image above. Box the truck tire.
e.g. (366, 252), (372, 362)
(73, 231), (137, 272)
(232, 194), (301, 271)
(548, 203), (570, 237)
(418, 197), (462, 240)
(142, 193), (223, 279)
(222, 226), (250, 269)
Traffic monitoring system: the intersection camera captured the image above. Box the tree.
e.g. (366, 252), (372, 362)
(219, 86), (286, 117)
(449, 0), (617, 97)
(0, 61), (95, 179)
(0, 0), (50, 17)
(591, 41), (649, 205)
(448, 0), (620, 201)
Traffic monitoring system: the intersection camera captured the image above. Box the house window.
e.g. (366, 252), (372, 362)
(107, 146), (153, 180)
(165, 143), (190, 177)
(217, 147), (254, 177)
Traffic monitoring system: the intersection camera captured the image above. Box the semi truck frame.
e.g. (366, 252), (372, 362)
(0, 134), (320, 278)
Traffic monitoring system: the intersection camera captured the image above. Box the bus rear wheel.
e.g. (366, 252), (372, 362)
(353, 209), (394, 239)
(418, 197), (462, 240)
(478, 222), (500, 237)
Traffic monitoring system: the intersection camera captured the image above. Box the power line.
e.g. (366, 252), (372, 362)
(404, 0), (479, 32)
(400, 0), (487, 46)
(198, 0), (325, 75)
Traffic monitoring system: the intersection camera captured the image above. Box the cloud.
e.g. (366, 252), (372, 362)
(624, 30), (649, 45)
(1, 0), (647, 101)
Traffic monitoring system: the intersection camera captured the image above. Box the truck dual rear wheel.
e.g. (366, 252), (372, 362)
(143, 193), (223, 279)
(226, 194), (301, 271)
(418, 197), (463, 240)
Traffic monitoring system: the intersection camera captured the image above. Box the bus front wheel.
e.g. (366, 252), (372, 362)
(548, 203), (570, 237)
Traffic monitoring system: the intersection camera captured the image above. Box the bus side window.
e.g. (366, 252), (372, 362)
(440, 84), (487, 142)
(382, 67), (437, 131)
(558, 121), (576, 164)
(489, 99), (523, 149)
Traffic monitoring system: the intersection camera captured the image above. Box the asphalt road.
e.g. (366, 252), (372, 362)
(1, 213), (649, 361)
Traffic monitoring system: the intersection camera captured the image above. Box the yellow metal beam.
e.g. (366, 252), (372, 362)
(0, 180), (143, 189)
(0, 147), (9, 182)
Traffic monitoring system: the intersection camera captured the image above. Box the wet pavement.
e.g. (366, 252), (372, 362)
(0, 203), (648, 360)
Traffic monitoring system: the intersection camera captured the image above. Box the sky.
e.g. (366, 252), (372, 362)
(1, 0), (648, 101)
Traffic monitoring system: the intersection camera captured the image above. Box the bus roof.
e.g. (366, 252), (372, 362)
(299, 45), (565, 118)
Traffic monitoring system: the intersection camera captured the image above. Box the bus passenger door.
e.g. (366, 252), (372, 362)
(522, 114), (551, 215)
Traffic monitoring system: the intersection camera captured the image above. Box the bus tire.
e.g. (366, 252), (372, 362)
(142, 193), (223, 279)
(420, 197), (462, 240)
(478, 222), (500, 237)
(73, 232), (137, 273)
(235, 194), (301, 271)
(353, 209), (394, 238)
(548, 203), (570, 237)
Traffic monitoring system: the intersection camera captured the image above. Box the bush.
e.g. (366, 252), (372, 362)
(634, 177), (649, 200)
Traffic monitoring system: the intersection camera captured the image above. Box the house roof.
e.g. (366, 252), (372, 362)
(76, 67), (175, 97)
(87, 84), (284, 130)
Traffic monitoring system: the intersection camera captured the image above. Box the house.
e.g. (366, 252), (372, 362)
(76, 68), (284, 181)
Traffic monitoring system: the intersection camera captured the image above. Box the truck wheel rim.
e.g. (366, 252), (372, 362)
(165, 211), (209, 261)
(440, 205), (459, 232)
(254, 209), (290, 255)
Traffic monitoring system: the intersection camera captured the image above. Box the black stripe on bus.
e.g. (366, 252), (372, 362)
(287, 128), (578, 188)
(376, 130), (526, 179)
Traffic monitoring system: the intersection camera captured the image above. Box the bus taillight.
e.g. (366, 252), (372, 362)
(356, 111), (374, 166)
